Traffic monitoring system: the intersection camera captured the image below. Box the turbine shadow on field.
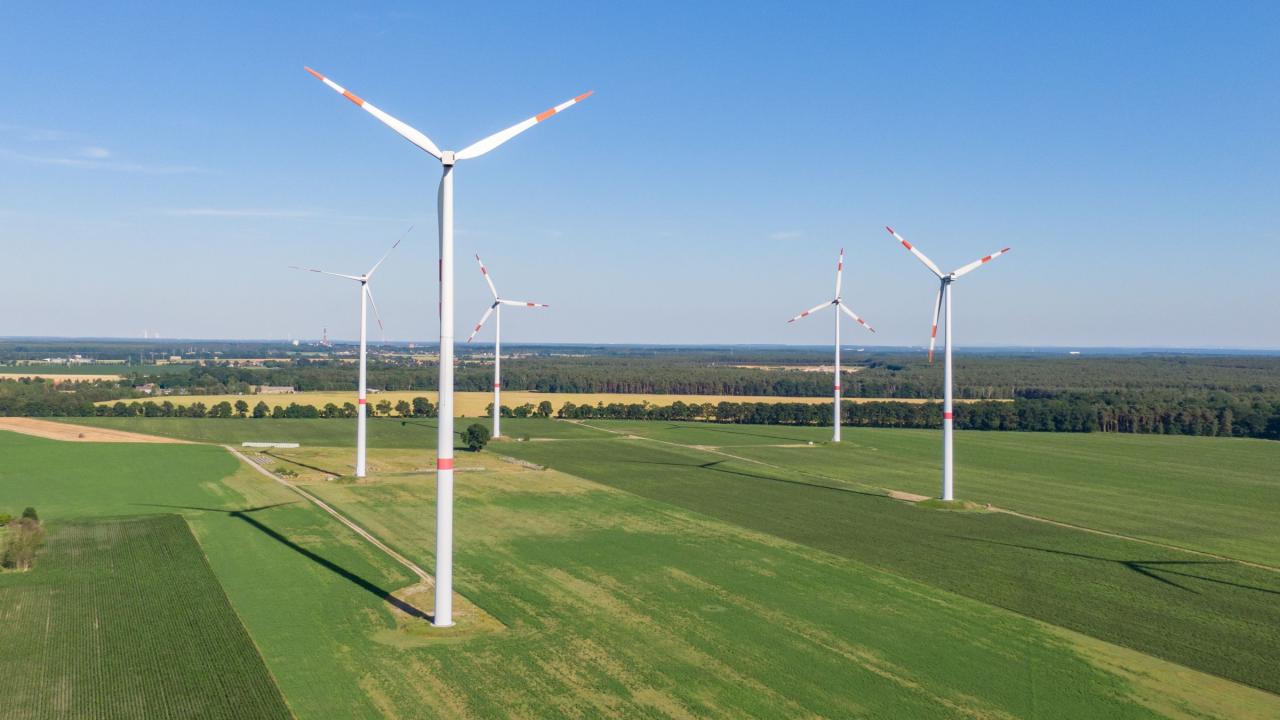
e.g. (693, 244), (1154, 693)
(953, 536), (1280, 596)
(623, 459), (888, 500)
(264, 451), (346, 478)
(140, 502), (432, 620)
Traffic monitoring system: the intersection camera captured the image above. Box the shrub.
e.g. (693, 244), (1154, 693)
(462, 423), (491, 452)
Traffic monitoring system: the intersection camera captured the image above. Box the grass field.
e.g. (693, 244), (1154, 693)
(92, 390), (962, 415)
(54, 415), (600, 448)
(546, 421), (1280, 568)
(291, 444), (1276, 718)
(15, 421), (1280, 715)
(488, 421), (1280, 694)
(0, 514), (291, 719)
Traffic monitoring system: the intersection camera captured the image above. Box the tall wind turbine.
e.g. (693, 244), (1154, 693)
(305, 67), (591, 628)
(886, 226), (1010, 501)
(787, 248), (876, 442)
(290, 232), (405, 479)
(466, 254), (548, 439)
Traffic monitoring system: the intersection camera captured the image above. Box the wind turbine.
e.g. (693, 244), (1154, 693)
(290, 232), (405, 479)
(885, 226), (1010, 501)
(466, 254), (548, 439)
(787, 248), (876, 442)
(305, 67), (591, 628)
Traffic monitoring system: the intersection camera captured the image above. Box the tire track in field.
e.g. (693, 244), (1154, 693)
(224, 445), (434, 585)
(566, 421), (1280, 574)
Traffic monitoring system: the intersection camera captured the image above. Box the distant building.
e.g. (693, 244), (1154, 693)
(134, 383), (157, 395)
(255, 385), (296, 395)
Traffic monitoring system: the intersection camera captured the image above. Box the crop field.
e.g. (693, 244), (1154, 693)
(489, 421), (1280, 694)
(91, 390), (963, 415)
(13, 421), (1280, 716)
(0, 514), (290, 719)
(54, 415), (600, 448)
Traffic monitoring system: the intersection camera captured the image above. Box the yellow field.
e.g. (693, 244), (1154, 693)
(0, 372), (123, 383)
(92, 390), (976, 416)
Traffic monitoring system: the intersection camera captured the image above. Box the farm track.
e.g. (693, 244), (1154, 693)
(568, 420), (1280, 573)
(224, 446), (434, 586)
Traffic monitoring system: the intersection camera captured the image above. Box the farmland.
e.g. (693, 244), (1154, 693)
(0, 514), (291, 719)
(10, 412), (1280, 712)
(9, 422), (1280, 716)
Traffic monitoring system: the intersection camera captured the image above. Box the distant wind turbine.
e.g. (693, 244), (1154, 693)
(787, 248), (876, 442)
(886, 226), (1011, 501)
(305, 66), (591, 628)
(290, 230), (406, 479)
(466, 254), (548, 439)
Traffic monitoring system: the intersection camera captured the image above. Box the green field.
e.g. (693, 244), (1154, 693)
(0, 514), (291, 719)
(16, 420), (1280, 716)
(484, 421), (1280, 694)
(55, 415), (605, 449)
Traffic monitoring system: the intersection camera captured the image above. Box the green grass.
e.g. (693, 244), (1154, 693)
(11, 423), (1280, 716)
(53, 416), (600, 448)
(297, 452), (1264, 719)
(492, 422), (1280, 695)
(0, 514), (291, 719)
(546, 420), (1280, 568)
(0, 431), (422, 718)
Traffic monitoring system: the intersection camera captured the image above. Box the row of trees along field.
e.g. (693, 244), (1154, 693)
(552, 397), (1280, 438)
(96, 396), (440, 419)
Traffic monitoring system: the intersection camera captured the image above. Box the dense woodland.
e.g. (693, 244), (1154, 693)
(2, 341), (1279, 439)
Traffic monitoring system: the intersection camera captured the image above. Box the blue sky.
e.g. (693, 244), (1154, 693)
(1, 2), (1277, 348)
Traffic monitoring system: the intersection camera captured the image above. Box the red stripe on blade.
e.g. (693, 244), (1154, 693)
(437, 458), (454, 470)
(944, 412), (953, 420)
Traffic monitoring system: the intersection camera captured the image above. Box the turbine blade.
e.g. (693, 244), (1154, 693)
(838, 302), (875, 333)
(787, 300), (834, 324)
(466, 304), (497, 343)
(304, 67), (442, 159)
(951, 246), (1012, 279)
(366, 225), (412, 278)
(365, 285), (385, 332)
(289, 266), (362, 281)
(835, 247), (844, 297)
(886, 226), (944, 278)
(500, 299), (549, 308)
(928, 284), (944, 363)
(475, 254), (499, 299)
(455, 91), (593, 161)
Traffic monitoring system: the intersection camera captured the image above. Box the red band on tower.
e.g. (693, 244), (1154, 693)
(437, 458), (454, 470)
(943, 411), (953, 420)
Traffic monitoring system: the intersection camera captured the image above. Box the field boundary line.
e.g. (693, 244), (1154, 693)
(990, 506), (1280, 573)
(224, 445), (434, 585)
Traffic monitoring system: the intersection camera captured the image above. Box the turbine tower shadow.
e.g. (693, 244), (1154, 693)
(951, 536), (1280, 596)
(139, 502), (432, 621)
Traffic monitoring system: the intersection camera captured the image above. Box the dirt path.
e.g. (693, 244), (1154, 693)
(0, 417), (190, 443)
(224, 446), (434, 585)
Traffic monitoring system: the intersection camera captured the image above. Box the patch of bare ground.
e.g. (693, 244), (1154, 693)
(888, 490), (930, 503)
(0, 417), (190, 443)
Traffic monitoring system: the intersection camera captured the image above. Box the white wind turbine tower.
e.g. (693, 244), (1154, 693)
(886, 226), (1011, 502)
(290, 232), (405, 479)
(466, 254), (548, 439)
(305, 67), (591, 628)
(787, 248), (876, 442)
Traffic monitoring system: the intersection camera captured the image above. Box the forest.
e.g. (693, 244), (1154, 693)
(2, 342), (1278, 439)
